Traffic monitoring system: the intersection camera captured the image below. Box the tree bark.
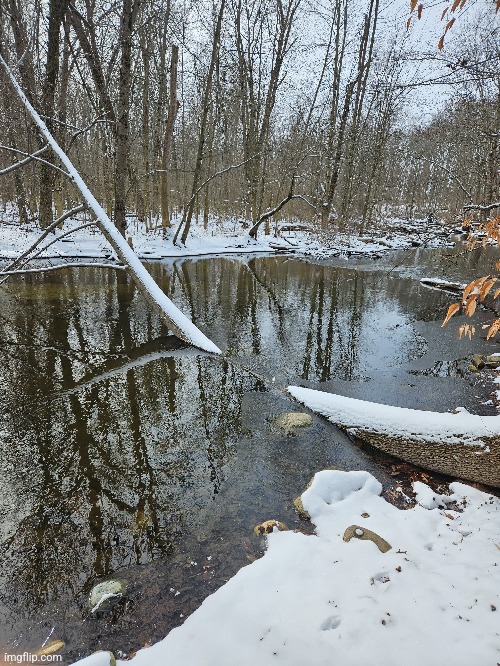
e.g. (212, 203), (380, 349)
(39, 0), (70, 229)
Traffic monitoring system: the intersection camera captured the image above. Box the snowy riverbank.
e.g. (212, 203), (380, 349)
(74, 469), (500, 666)
(0, 212), (456, 265)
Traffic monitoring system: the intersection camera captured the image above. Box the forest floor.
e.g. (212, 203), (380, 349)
(0, 212), (458, 265)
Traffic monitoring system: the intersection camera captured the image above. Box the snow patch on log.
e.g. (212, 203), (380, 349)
(287, 387), (500, 488)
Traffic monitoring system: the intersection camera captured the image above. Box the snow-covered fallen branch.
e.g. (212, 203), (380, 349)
(0, 54), (221, 355)
(0, 205), (87, 280)
(288, 386), (500, 488)
(0, 262), (125, 276)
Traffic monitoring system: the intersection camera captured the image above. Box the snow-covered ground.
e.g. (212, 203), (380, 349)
(0, 211), (456, 265)
(74, 469), (500, 666)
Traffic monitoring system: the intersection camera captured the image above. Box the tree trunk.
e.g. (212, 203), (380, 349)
(114, 0), (140, 235)
(161, 44), (179, 235)
(174, 0), (225, 245)
(38, 0), (70, 229)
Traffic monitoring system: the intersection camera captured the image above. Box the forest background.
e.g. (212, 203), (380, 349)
(0, 0), (498, 243)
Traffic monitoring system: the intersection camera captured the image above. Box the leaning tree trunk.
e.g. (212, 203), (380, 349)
(0, 53), (221, 355)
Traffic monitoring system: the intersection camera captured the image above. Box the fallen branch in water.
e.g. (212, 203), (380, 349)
(0, 262), (125, 276)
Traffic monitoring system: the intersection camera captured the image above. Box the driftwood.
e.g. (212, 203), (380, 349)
(288, 387), (500, 489)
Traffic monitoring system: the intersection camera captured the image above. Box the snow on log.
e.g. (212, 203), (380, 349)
(288, 386), (500, 488)
(0, 54), (221, 355)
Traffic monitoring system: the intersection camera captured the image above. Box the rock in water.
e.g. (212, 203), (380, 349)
(89, 580), (124, 612)
(273, 412), (313, 433)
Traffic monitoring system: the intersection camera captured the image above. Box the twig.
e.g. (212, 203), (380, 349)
(0, 219), (96, 283)
(0, 145), (70, 178)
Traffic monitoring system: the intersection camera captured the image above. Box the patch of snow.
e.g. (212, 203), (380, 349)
(72, 469), (500, 666)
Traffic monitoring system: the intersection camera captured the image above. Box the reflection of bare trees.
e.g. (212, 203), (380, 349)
(0, 267), (259, 625)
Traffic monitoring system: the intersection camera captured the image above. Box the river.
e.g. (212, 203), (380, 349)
(0, 246), (498, 661)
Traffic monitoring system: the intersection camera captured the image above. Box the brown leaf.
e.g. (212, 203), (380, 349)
(444, 17), (456, 34)
(417, 3), (423, 18)
(451, 0), (461, 11)
(487, 320), (500, 339)
(410, 0), (419, 12)
(464, 294), (477, 317)
(438, 35), (445, 50)
(462, 276), (489, 303)
(441, 6), (449, 19)
(480, 278), (496, 301)
(406, 17), (412, 29)
(442, 302), (460, 327)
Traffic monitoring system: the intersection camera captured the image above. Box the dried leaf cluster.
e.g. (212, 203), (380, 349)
(442, 215), (500, 339)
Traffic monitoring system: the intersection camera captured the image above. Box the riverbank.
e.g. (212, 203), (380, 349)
(74, 469), (500, 666)
(0, 211), (456, 264)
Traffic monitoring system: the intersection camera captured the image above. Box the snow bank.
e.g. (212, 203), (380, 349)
(74, 470), (500, 666)
(287, 386), (499, 448)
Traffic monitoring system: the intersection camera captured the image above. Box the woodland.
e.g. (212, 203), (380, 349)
(0, 0), (498, 242)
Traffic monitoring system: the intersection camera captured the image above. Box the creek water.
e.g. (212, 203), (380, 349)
(0, 246), (498, 662)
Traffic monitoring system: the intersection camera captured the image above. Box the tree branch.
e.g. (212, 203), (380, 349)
(173, 152), (261, 244)
(0, 145), (70, 177)
(0, 262), (125, 276)
(248, 176), (300, 239)
(463, 202), (500, 213)
(417, 156), (473, 201)
(1, 204), (87, 275)
(0, 145), (49, 175)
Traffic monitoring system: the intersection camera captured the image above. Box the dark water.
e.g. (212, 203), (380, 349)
(0, 249), (498, 662)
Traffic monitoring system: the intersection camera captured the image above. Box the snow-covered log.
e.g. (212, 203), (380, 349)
(0, 54), (221, 355)
(288, 387), (500, 488)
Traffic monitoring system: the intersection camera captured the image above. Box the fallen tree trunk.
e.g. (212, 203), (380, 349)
(288, 387), (500, 488)
(0, 53), (221, 355)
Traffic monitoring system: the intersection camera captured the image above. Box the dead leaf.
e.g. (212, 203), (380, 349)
(442, 302), (460, 327)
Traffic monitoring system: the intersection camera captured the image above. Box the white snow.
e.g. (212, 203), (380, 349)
(0, 211), (454, 265)
(287, 386), (499, 448)
(72, 469), (500, 666)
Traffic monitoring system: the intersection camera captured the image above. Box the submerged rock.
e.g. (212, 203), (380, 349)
(35, 640), (65, 656)
(89, 580), (124, 613)
(273, 412), (313, 432)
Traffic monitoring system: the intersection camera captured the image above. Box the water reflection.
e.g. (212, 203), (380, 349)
(148, 257), (436, 384)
